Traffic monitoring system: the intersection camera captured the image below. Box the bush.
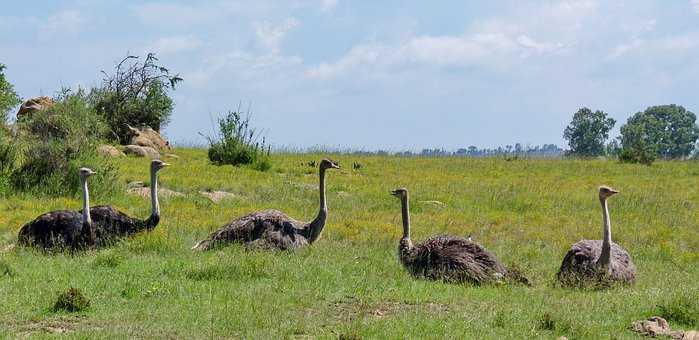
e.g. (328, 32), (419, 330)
(618, 123), (656, 165)
(52, 287), (90, 313)
(206, 109), (271, 171)
(0, 128), (17, 194)
(91, 53), (182, 144)
(11, 89), (119, 196)
(0, 63), (22, 123)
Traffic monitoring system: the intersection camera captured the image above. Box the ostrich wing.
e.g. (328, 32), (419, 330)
(17, 210), (84, 249)
(557, 239), (636, 284)
(192, 209), (309, 251)
(84, 205), (146, 245)
(408, 235), (508, 284)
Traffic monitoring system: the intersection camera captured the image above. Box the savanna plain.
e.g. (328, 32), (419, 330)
(1, 149), (697, 339)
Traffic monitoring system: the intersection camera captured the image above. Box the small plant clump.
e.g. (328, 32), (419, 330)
(205, 108), (272, 171)
(655, 296), (698, 327)
(52, 287), (90, 313)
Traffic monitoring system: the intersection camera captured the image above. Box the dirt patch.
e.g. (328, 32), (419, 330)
(17, 316), (97, 336)
(126, 187), (184, 198)
(199, 190), (236, 203)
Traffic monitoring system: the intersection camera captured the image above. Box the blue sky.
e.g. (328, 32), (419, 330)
(2, 0), (699, 150)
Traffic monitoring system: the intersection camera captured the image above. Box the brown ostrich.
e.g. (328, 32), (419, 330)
(390, 188), (528, 285)
(18, 168), (97, 250)
(557, 186), (636, 286)
(191, 159), (340, 251)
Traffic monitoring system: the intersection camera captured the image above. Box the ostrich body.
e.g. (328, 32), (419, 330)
(86, 159), (169, 246)
(192, 159), (340, 251)
(557, 186), (636, 285)
(17, 168), (97, 250)
(391, 188), (527, 285)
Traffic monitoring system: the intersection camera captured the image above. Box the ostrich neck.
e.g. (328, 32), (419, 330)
(150, 168), (160, 218)
(81, 177), (91, 226)
(398, 194), (414, 261)
(307, 167), (327, 243)
(400, 195), (411, 241)
(597, 197), (612, 269)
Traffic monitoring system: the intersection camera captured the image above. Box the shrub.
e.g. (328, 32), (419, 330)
(206, 109), (271, 171)
(52, 287), (90, 313)
(0, 128), (17, 194)
(655, 295), (698, 327)
(91, 53), (182, 144)
(11, 89), (119, 196)
(0, 63), (22, 123)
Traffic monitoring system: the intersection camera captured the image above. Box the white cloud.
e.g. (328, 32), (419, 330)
(692, 0), (699, 14)
(38, 10), (85, 38)
(254, 18), (299, 53)
(149, 36), (203, 55)
(320, 0), (339, 12)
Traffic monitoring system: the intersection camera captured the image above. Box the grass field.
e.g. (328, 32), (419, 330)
(1, 148), (697, 339)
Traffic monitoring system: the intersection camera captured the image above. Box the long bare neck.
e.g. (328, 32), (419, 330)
(150, 168), (160, 218)
(81, 177), (91, 226)
(398, 194), (414, 260)
(80, 176), (95, 246)
(400, 195), (411, 241)
(597, 197), (612, 269)
(306, 167), (327, 243)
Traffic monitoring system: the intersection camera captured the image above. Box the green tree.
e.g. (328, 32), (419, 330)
(619, 105), (699, 160)
(91, 53), (182, 144)
(563, 107), (616, 157)
(0, 63), (22, 123)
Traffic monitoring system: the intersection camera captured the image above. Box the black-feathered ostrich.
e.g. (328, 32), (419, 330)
(192, 159), (340, 251)
(390, 188), (528, 285)
(557, 186), (636, 285)
(18, 168), (97, 250)
(87, 159), (170, 246)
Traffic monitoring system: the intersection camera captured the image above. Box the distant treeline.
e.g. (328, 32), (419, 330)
(270, 143), (564, 158)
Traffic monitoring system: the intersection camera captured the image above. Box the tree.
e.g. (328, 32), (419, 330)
(91, 53), (182, 144)
(619, 105), (699, 160)
(0, 63), (21, 123)
(563, 107), (616, 157)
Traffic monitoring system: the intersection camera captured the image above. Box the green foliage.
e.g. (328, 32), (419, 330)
(0, 128), (17, 194)
(563, 107), (616, 157)
(52, 287), (90, 313)
(11, 89), (119, 196)
(618, 122), (656, 165)
(655, 295), (698, 327)
(91, 53), (182, 144)
(620, 105), (699, 160)
(206, 109), (271, 171)
(0, 63), (22, 123)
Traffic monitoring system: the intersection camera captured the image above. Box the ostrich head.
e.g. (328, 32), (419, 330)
(151, 159), (170, 172)
(79, 167), (96, 178)
(320, 159), (340, 170)
(390, 187), (408, 199)
(598, 185), (619, 200)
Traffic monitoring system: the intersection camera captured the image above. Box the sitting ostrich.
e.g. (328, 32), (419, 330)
(557, 186), (636, 285)
(390, 188), (528, 285)
(17, 168), (97, 250)
(192, 159), (340, 251)
(87, 159), (169, 246)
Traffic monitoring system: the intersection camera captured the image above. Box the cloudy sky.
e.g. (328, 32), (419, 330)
(2, 0), (698, 150)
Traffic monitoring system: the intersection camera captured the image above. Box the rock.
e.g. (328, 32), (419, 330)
(199, 190), (236, 203)
(16, 96), (54, 120)
(127, 125), (171, 151)
(126, 181), (144, 189)
(685, 330), (699, 340)
(631, 317), (686, 339)
(97, 145), (125, 157)
(127, 187), (184, 198)
(123, 145), (160, 159)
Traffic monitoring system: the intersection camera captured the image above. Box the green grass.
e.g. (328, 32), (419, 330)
(1, 149), (697, 338)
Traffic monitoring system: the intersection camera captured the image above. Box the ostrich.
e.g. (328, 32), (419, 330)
(17, 168), (97, 250)
(192, 159), (340, 251)
(87, 159), (170, 246)
(557, 186), (636, 286)
(390, 188), (528, 285)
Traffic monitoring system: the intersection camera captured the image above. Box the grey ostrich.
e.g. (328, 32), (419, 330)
(390, 188), (528, 285)
(557, 186), (636, 286)
(192, 159), (340, 251)
(18, 168), (97, 250)
(87, 159), (169, 247)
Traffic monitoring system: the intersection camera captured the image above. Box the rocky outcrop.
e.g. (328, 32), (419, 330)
(123, 145), (159, 159)
(16, 97), (54, 120)
(97, 145), (125, 157)
(127, 125), (170, 151)
(199, 190), (236, 203)
(631, 316), (696, 339)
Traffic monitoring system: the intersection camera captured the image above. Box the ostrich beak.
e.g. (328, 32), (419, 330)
(390, 190), (399, 197)
(610, 189), (619, 194)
